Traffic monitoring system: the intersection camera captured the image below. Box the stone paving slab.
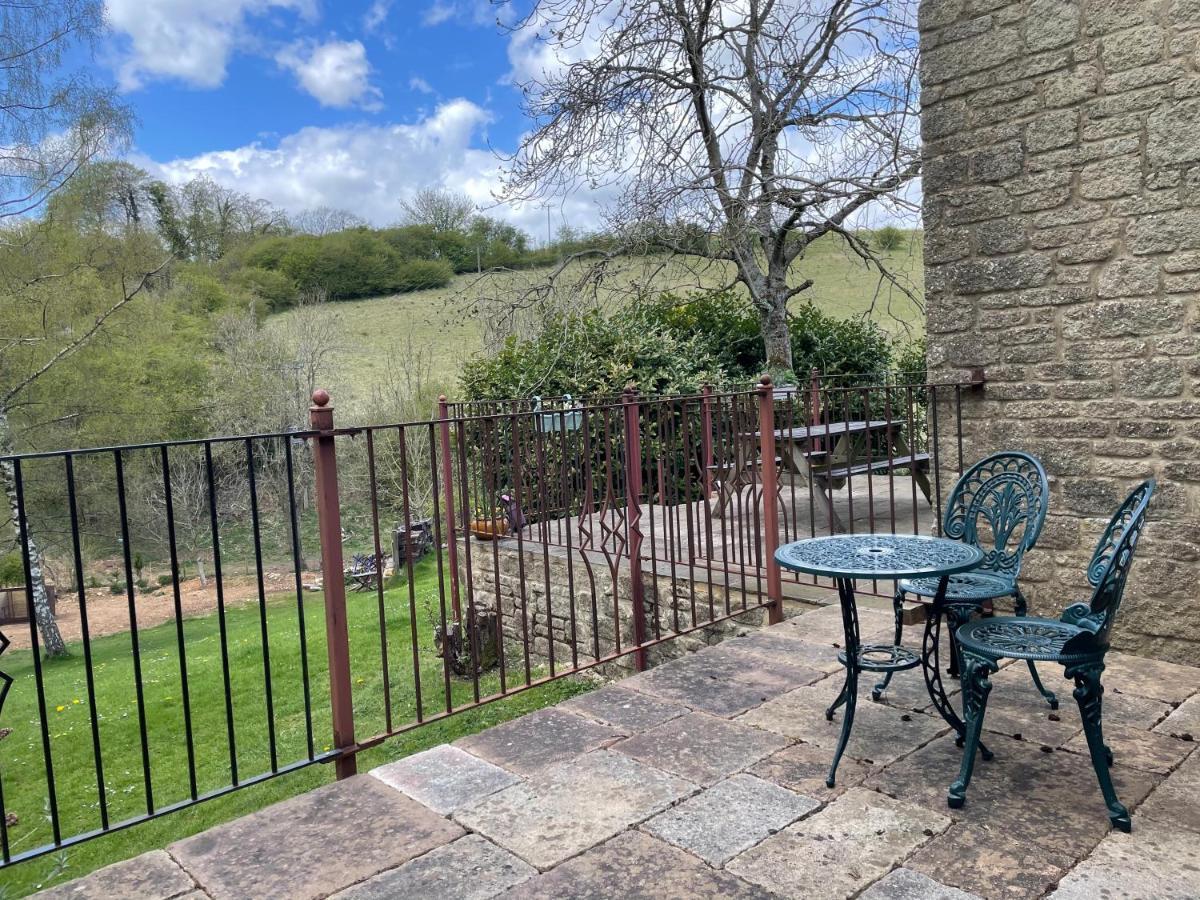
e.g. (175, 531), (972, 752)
(857, 867), (983, 900)
(908, 823), (1076, 900)
(560, 683), (688, 730)
(721, 627), (845, 674)
(1102, 689), (1173, 731)
(622, 652), (791, 716)
(1153, 692), (1200, 739)
(329, 835), (536, 900)
(696, 643), (831, 691)
(1138, 751), (1200, 834)
(34, 850), (196, 900)
(168, 775), (463, 900)
(369, 744), (519, 815)
(774, 602), (896, 647)
(729, 629), (847, 674)
(615, 711), (789, 784)
(737, 680), (949, 768)
(455, 749), (695, 870)
(749, 742), (877, 801)
(726, 787), (950, 900)
(642, 773), (820, 866)
(1047, 819), (1200, 899)
(454, 707), (626, 776)
(1061, 722), (1195, 775)
(505, 830), (774, 899)
(867, 733), (1160, 859)
(1103, 652), (1200, 704)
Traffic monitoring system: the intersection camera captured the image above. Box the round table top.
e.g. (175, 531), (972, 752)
(775, 534), (985, 580)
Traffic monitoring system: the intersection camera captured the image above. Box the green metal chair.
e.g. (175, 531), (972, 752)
(948, 479), (1155, 832)
(873, 451), (1056, 708)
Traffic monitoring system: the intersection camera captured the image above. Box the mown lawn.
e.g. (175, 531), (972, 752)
(0, 559), (592, 897)
(275, 236), (925, 419)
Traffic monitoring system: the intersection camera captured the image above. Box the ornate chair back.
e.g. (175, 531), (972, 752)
(941, 451), (1049, 578)
(1069, 480), (1155, 651)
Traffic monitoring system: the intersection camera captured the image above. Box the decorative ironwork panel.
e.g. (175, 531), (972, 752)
(941, 451), (1048, 578)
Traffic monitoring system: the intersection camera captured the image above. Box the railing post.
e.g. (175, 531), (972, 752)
(758, 376), (784, 625)
(622, 384), (648, 671)
(809, 366), (822, 438)
(438, 395), (463, 622)
(309, 390), (357, 779)
(700, 383), (714, 497)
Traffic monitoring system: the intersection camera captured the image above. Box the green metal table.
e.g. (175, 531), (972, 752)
(775, 534), (987, 785)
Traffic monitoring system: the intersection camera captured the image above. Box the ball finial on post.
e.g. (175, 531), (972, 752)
(759, 374), (774, 393)
(311, 388), (331, 408)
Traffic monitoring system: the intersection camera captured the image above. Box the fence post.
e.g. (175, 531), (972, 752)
(622, 384), (648, 671)
(811, 367), (820, 451)
(438, 396), (463, 623)
(700, 383), (714, 497)
(309, 390), (357, 779)
(757, 376), (784, 625)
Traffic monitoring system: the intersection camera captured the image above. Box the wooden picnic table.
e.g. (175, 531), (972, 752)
(712, 417), (933, 532)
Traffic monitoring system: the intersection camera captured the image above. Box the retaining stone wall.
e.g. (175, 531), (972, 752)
(920, 0), (1200, 661)
(460, 541), (773, 676)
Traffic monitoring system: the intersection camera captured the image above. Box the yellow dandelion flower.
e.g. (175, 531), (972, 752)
(55, 705), (65, 712)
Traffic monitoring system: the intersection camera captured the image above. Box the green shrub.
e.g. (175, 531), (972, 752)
(109, 581), (126, 595)
(0, 552), (22, 586)
(872, 225), (906, 252)
(789, 302), (893, 382)
(173, 267), (244, 315)
(460, 309), (724, 401)
(157, 573), (173, 587)
(631, 289), (893, 384)
(893, 336), (927, 383)
(632, 289), (763, 378)
(230, 266), (299, 311)
(394, 259), (454, 292)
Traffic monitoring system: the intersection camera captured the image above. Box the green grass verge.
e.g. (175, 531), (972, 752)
(0, 559), (592, 897)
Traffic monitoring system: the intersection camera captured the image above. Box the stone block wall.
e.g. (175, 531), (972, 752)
(461, 541), (774, 676)
(920, 0), (1200, 661)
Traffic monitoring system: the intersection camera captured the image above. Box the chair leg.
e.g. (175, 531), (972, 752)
(1069, 661), (1131, 832)
(1013, 588), (1059, 710)
(827, 668), (858, 788)
(948, 651), (998, 809)
(872, 590), (905, 701)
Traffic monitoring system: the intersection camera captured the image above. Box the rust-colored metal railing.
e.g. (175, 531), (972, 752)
(0, 370), (977, 869)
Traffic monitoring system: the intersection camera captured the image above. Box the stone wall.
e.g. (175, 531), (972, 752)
(920, 0), (1200, 661)
(461, 541), (783, 676)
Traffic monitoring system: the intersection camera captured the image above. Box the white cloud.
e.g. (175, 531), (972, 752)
(409, 76), (434, 94)
(140, 99), (607, 233)
(105, 0), (313, 90)
(422, 1), (506, 27)
(362, 0), (391, 31)
(276, 39), (382, 109)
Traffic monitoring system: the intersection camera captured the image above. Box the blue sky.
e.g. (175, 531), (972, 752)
(98, 0), (600, 233)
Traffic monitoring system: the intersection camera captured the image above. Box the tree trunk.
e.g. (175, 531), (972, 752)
(0, 406), (68, 658)
(760, 295), (794, 382)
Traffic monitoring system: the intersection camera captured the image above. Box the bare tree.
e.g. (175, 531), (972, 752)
(398, 188), (475, 233)
(495, 0), (921, 377)
(292, 206), (367, 235)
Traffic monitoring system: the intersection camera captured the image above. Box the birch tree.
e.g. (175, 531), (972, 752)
(1, 0), (135, 656)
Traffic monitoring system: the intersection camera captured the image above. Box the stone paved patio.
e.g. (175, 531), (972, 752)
(38, 603), (1200, 900)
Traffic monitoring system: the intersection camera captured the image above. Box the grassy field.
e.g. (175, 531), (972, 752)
(277, 234), (925, 418)
(0, 559), (592, 897)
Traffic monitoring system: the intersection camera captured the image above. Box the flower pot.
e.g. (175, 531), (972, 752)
(469, 517), (509, 540)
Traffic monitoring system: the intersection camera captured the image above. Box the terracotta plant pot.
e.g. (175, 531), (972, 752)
(469, 517), (509, 540)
